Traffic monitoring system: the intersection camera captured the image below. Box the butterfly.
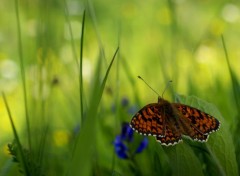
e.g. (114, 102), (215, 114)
(130, 96), (220, 146)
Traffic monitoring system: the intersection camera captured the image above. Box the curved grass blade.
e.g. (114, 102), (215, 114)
(14, 0), (31, 150)
(66, 47), (119, 176)
(2, 92), (30, 175)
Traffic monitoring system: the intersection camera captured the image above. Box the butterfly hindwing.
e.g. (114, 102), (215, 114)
(156, 118), (182, 146)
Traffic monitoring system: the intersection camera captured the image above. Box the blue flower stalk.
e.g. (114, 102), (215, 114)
(113, 122), (148, 159)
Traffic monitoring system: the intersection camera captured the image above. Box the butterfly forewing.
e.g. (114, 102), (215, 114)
(173, 103), (220, 135)
(130, 103), (165, 137)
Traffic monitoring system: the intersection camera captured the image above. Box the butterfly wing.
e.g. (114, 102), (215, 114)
(156, 119), (182, 146)
(173, 103), (220, 141)
(130, 103), (166, 137)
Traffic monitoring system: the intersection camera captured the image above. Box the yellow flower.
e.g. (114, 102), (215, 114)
(53, 130), (70, 147)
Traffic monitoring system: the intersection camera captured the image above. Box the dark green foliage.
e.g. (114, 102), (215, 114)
(176, 94), (238, 176)
(8, 141), (45, 176)
(222, 36), (240, 175)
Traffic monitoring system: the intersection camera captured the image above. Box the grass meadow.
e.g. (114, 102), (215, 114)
(0, 0), (240, 175)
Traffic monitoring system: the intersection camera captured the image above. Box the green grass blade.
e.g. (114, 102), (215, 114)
(221, 35), (240, 108)
(221, 35), (240, 174)
(14, 0), (31, 150)
(79, 10), (86, 123)
(87, 0), (106, 64)
(66, 47), (119, 176)
(121, 57), (141, 104)
(2, 92), (30, 175)
(64, 1), (86, 124)
(63, 0), (79, 67)
(99, 47), (119, 97)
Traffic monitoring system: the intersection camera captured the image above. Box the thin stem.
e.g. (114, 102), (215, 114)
(14, 0), (31, 150)
(79, 10), (86, 123)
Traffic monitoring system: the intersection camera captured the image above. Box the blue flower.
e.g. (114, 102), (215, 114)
(113, 123), (148, 159)
(120, 122), (134, 142)
(135, 137), (148, 153)
(121, 97), (129, 107)
(111, 97), (138, 115)
(128, 105), (138, 115)
(114, 136), (129, 159)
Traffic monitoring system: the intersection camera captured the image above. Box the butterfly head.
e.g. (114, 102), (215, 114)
(158, 96), (163, 103)
(157, 96), (169, 105)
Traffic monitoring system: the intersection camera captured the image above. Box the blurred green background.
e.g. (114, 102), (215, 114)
(0, 0), (240, 175)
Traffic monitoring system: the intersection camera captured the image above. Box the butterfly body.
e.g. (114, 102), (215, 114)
(130, 96), (220, 146)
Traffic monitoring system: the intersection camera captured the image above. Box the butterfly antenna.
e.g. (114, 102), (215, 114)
(138, 76), (160, 97)
(162, 80), (172, 98)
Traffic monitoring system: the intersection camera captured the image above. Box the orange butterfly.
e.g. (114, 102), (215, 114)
(130, 77), (220, 146)
(130, 96), (220, 146)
